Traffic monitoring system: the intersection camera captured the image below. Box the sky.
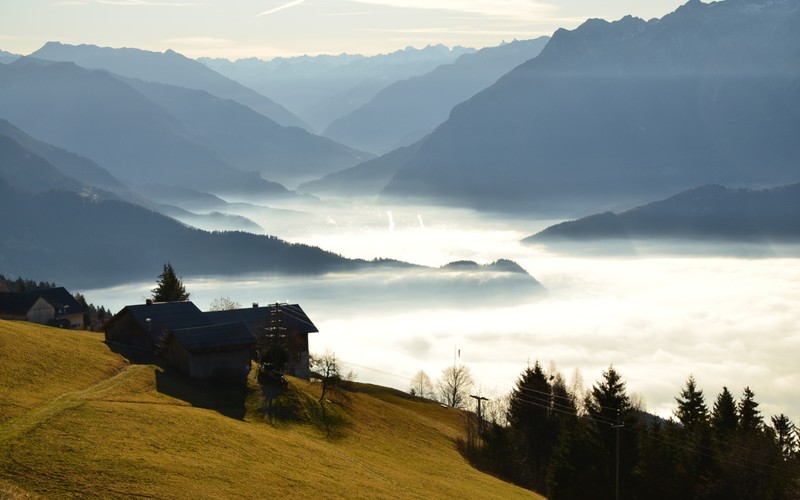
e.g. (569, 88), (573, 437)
(1, 0), (688, 60)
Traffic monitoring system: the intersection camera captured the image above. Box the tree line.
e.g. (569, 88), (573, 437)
(412, 362), (799, 499)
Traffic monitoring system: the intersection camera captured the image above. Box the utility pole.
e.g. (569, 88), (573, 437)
(470, 394), (489, 435)
(612, 407), (624, 500)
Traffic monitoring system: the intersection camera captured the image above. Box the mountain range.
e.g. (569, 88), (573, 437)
(200, 44), (474, 132)
(323, 38), (550, 154)
(526, 183), (800, 245)
(0, 57), (367, 193)
(30, 42), (308, 130)
(380, 0), (800, 214)
(0, 175), (361, 288)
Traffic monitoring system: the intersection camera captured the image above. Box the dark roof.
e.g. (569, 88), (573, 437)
(170, 322), (254, 352)
(105, 301), (210, 341)
(204, 304), (319, 334)
(0, 292), (48, 315)
(31, 287), (86, 316)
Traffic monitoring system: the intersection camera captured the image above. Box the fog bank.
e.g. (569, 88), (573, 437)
(88, 209), (800, 422)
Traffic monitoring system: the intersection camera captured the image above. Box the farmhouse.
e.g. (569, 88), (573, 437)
(0, 287), (86, 329)
(0, 293), (55, 324)
(103, 300), (318, 382)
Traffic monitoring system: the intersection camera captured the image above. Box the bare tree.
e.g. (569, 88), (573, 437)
(310, 351), (345, 403)
(208, 296), (241, 311)
(437, 365), (474, 408)
(409, 369), (434, 399)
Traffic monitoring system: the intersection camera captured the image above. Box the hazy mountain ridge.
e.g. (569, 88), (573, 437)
(382, 0), (800, 214)
(119, 77), (372, 186)
(30, 42), (309, 130)
(0, 50), (20, 64)
(0, 119), (150, 205)
(200, 44), (475, 131)
(298, 139), (425, 197)
(526, 183), (800, 243)
(0, 179), (362, 288)
(0, 58), (289, 195)
(323, 38), (550, 154)
(0, 134), (87, 195)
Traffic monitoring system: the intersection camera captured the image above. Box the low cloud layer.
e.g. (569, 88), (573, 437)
(90, 229), (800, 423)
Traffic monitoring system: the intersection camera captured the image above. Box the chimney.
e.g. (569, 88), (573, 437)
(252, 302), (258, 308)
(146, 299), (153, 305)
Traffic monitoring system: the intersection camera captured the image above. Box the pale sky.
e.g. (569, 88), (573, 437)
(0, 0), (689, 60)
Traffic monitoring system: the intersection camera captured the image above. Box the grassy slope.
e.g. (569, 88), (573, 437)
(0, 321), (540, 499)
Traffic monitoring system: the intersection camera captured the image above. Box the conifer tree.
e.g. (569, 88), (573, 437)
(711, 386), (738, 442)
(585, 366), (639, 500)
(771, 414), (797, 459)
(737, 386), (763, 435)
(151, 263), (189, 302)
(674, 375), (709, 432)
(507, 361), (557, 491)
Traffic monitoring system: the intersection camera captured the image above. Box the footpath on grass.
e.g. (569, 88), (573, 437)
(0, 363), (144, 446)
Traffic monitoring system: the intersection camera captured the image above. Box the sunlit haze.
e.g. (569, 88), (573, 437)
(2, 0), (686, 59)
(87, 204), (800, 422)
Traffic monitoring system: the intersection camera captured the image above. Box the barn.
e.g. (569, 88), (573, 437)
(103, 301), (209, 351)
(166, 322), (254, 385)
(205, 303), (318, 379)
(103, 300), (319, 383)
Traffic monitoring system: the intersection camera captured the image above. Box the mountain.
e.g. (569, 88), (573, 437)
(0, 58), (287, 195)
(526, 183), (800, 243)
(323, 38), (550, 154)
(0, 134), (87, 195)
(0, 50), (20, 64)
(0, 119), (146, 204)
(200, 44), (475, 131)
(0, 180), (362, 288)
(120, 77), (371, 186)
(382, 0), (800, 214)
(30, 42), (308, 130)
(298, 139), (424, 198)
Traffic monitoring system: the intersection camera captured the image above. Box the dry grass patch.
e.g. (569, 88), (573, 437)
(0, 320), (126, 423)
(0, 322), (542, 499)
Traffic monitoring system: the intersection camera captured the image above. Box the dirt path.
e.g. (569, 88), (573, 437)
(0, 363), (147, 446)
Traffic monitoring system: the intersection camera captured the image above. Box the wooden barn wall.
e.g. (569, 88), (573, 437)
(187, 349), (251, 383)
(27, 299), (55, 325)
(105, 315), (152, 350)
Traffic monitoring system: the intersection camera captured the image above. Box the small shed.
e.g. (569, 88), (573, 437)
(167, 322), (254, 385)
(103, 301), (209, 351)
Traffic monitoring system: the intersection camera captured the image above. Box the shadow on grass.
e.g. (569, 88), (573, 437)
(106, 342), (247, 420)
(249, 376), (351, 439)
(154, 367), (247, 420)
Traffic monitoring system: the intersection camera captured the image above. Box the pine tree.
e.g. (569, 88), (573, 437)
(673, 375), (714, 495)
(771, 414), (797, 459)
(711, 386), (738, 443)
(674, 375), (709, 432)
(507, 361), (557, 491)
(151, 263), (189, 302)
(585, 366), (639, 500)
(737, 386), (763, 435)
